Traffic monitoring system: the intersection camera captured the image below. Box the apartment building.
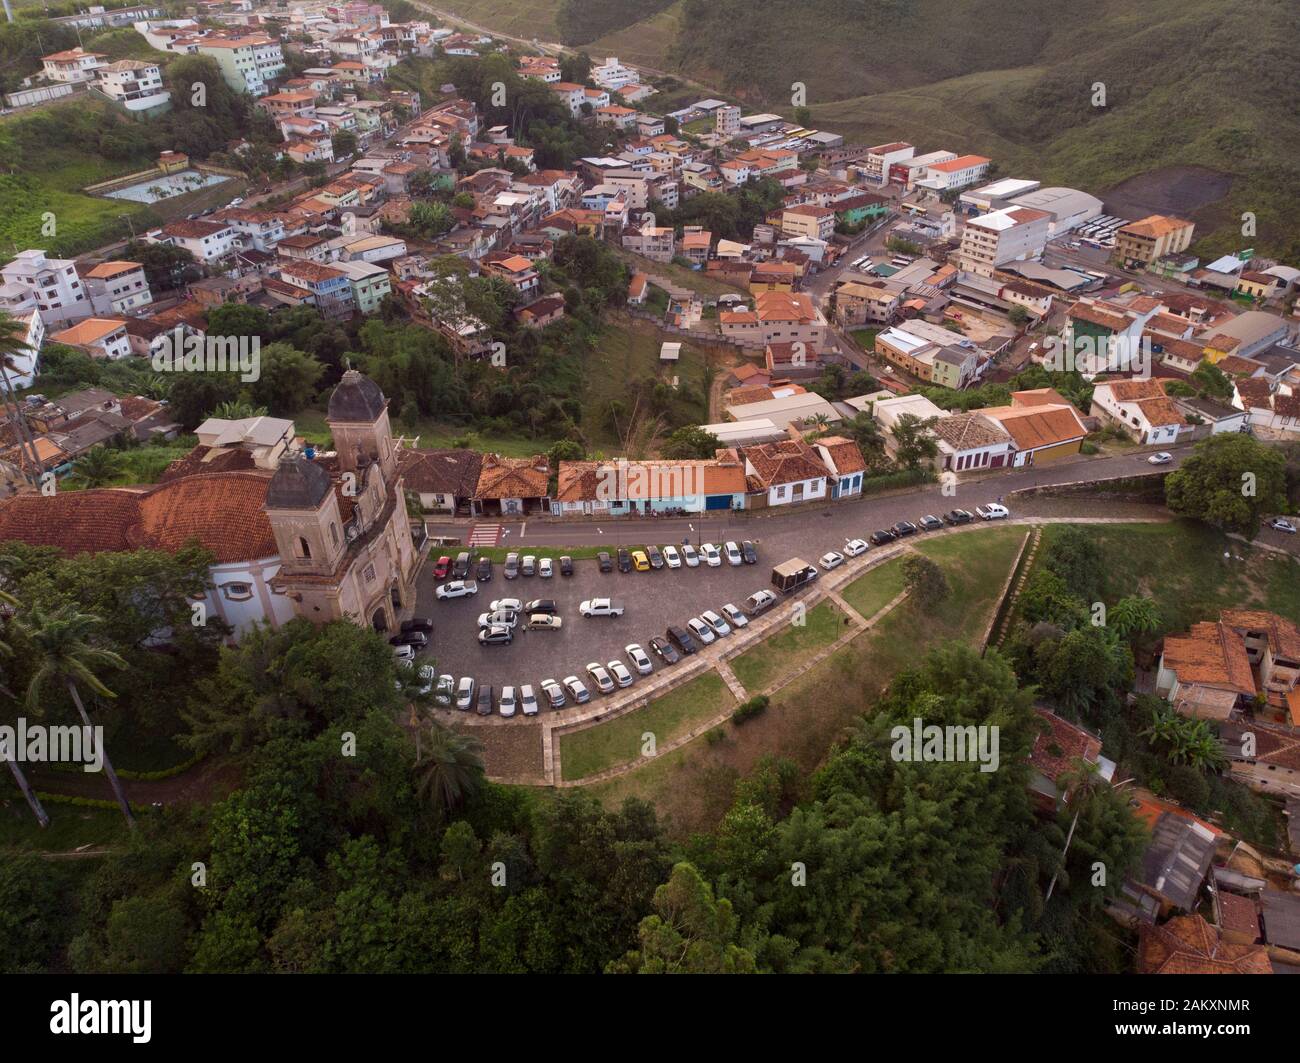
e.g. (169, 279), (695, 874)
(1115, 215), (1195, 267)
(41, 47), (104, 83)
(277, 260), (354, 318)
(94, 59), (169, 112)
(80, 261), (153, 316)
(591, 56), (637, 91)
(916, 154), (991, 193)
(1, 250), (91, 327)
(716, 105), (741, 138)
(834, 281), (900, 326)
(332, 259), (392, 315)
(622, 225), (675, 262)
(198, 35), (286, 96)
(959, 206), (1052, 275)
(780, 204), (835, 241)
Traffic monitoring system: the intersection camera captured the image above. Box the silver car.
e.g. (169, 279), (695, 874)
(607, 660), (634, 688)
(520, 684), (539, 716)
(455, 676), (476, 711)
(701, 609), (731, 637)
(498, 685), (517, 718)
(625, 643), (653, 675)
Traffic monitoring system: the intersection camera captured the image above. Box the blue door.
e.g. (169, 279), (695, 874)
(705, 495), (730, 510)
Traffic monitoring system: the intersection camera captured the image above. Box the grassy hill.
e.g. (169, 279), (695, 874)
(434, 0), (567, 41)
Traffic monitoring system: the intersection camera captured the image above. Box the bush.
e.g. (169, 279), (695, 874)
(732, 695), (770, 725)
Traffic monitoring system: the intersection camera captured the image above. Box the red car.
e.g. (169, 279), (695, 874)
(432, 555), (452, 579)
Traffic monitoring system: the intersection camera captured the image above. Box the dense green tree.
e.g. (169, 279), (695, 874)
(1165, 433), (1288, 536)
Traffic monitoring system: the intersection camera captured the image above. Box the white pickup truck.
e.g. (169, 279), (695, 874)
(579, 597), (626, 618)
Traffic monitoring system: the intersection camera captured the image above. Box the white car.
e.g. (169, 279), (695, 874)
(435, 580), (478, 600)
(820, 550), (845, 570)
(687, 617), (716, 645)
(700, 609), (731, 637)
(625, 643), (654, 675)
(540, 678), (566, 709)
(975, 503), (1009, 520)
(586, 662), (615, 694)
(562, 675), (590, 704)
(681, 544), (700, 567)
(700, 542), (722, 567)
(1268, 517), (1297, 534)
(721, 603), (748, 628)
(392, 643), (416, 662)
(1147, 452), (1173, 465)
(489, 598), (523, 613)
(520, 684), (539, 716)
(538, 557), (553, 578)
(498, 685), (517, 718)
(607, 660), (634, 688)
(476, 609), (517, 629)
(663, 545), (682, 569)
(844, 538), (869, 557)
(455, 676), (476, 711)
(724, 541), (743, 566)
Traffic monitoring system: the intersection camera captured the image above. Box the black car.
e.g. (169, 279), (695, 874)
(476, 685), (494, 716)
(452, 551), (471, 579)
(597, 551), (613, 573)
(918, 514), (944, 532)
(741, 541), (758, 564)
(649, 635), (681, 664)
(892, 520), (917, 538)
(559, 555), (574, 576)
(647, 545), (664, 570)
(524, 598), (558, 615)
(617, 547), (632, 573)
(476, 557), (493, 582)
(869, 529), (897, 546)
(388, 631), (428, 647)
(666, 625), (698, 656)
(945, 509), (974, 525)
(400, 617), (434, 635)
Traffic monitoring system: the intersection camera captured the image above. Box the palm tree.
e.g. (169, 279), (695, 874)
(1044, 758), (1108, 902)
(19, 606), (134, 827)
(1110, 595), (1160, 640)
(0, 311), (43, 486)
(413, 722), (485, 822)
(68, 446), (126, 489)
(0, 584), (49, 828)
(395, 660), (436, 757)
(211, 399), (268, 420)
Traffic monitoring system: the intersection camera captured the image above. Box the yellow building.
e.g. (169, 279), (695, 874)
(1115, 215), (1194, 266)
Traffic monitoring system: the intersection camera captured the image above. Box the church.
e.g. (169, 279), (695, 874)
(0, 370), (422, 637)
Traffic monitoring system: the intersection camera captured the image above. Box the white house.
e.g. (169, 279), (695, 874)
(741, 439), (830, 507)
(1, 250), (91, 327)
(80, 261), (153, 316)
(1090, 379), (1186, 445)
(41, 47), (104, 83)
(152, 219), (239, 263)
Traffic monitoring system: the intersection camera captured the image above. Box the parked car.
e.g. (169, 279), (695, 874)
(701, 609), (731, 637)
(869, 530), (896, 546)
(540, 678), (566, 709)
(918, 514), (944, 532)
(647, 545), (664, 570)
(397, 663), (435, 695)
(392, 643), (415, 663)
(892, 520), (918, 537)
(666, 625), (698, 655)
(489, 598), (523, 613)
(504, 552), (520, 579)
(631, 549), (651, 572)
(476, 557), (493, 582)
(433, 555), (452, 579)
(745, 589), (778, 615)
(649, 636), (680, 664)
(538, 557), (553, 578)
(820, 550), (845, 570)
(477, 625), (513, 645)
(435, 580), (478, 600)
(976, 503), (1009, 520)
(701, 542), (722, 567)
(452, 552), (471, 579)
(1268, 517), (1298, 534)
(476, 685), (494, 716)
(586, 662), (615, 694)
(721, 603), (748, 628)
(524, 598), (557, 615)
(741, 541), (758, 565)
(844, 538), (869, 557)
(525, 613), (563, 631)
(560, 555), (574, 576)
(597, 551), (613, 573)
(433, 674), (455, 707)
(607, 660), (634, 688)
(686, 617), (716, 645)
(520, 684), (539, 717)
(455, 676), (476, 711)
(944, 509), (974, 526)
(625, 643), (653, 675)
(389, 631), (428, 648)
(521, 555), (536, 576)
(617, 547), (632, 573)
(579, 598), (625, 617)
(724, 541), (743, 566)
(682, 543), (700, 567)
(1147, 451), (1174, 465)
(401, 616), (434, 635)
(477, 609), (517, 629)
(663, 545), (682, 569)
(498, 685), (517, 719)
(562, 675), (591, 704)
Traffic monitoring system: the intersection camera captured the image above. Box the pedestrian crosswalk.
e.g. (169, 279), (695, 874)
(468, 523), (502, 547)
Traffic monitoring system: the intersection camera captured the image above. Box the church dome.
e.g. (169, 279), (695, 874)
(327, 369), (387, 423)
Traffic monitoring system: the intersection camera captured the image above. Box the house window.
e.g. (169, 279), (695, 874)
(222, 582), (253, 601)
(298, 536), (312, 559)
(330, 523), (339, 547)
(364, 563), (376, 583)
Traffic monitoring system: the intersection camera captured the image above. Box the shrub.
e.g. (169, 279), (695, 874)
(732, 695), (770, 725)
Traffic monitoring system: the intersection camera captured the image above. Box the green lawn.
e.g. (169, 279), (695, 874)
(729, 599), (848, 692)
(0, 799), (130, 853)
(559, 671), (735, 781)
(295, 408), (549, 458)
(840, 555), (908, 621)
(850, 328), (880, 350)
(615, 249), (749, 300)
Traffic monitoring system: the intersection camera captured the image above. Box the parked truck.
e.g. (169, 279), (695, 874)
(579, 598), (626, 618)
(771, 558), (819, 594)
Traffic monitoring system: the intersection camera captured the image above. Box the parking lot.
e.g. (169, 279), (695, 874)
(412, 545), (778, 709)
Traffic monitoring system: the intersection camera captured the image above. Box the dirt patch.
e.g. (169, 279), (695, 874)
(449, 718), (546, 784)
(1102, 166), (1234, 222)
